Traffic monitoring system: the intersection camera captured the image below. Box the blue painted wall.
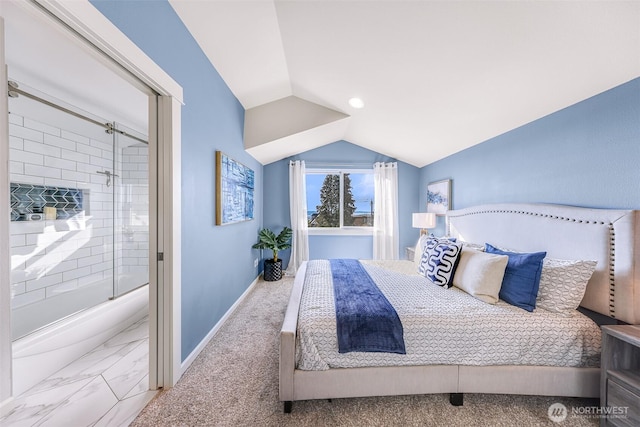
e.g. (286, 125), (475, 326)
(420, 78), (640, 236)
(92, 1), (263, 360)
(263, 141), (421, 266)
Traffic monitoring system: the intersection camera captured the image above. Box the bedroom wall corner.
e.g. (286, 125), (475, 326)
(92, 0), (264, 361)
(263, 140), (420, 265)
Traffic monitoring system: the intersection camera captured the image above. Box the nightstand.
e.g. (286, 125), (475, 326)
(405, 246), (415, 261)
(600, 325), (640, 427)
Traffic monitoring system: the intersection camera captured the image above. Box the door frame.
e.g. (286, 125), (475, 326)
(0, 0), (183, 409)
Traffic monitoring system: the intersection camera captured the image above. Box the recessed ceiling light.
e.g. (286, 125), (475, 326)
(348, 97), (364, 109)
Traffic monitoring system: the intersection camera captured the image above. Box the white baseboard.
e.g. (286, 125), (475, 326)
(180, 275), (260, 375)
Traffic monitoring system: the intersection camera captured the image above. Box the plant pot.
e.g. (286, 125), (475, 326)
(263, 258), (283, 281)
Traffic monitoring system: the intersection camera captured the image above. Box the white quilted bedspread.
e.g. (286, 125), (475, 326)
(295, 260), (601, 371)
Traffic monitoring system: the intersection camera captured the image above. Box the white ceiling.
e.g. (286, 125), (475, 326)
(170, 0), (640, 167)
(2, 1), (149, 136)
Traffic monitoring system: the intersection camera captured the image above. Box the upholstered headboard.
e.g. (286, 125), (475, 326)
(447, 203), (640, 324)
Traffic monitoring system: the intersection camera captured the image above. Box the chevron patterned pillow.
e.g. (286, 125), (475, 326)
(418, 240), (463, 288)
(536, 258), (597, 315)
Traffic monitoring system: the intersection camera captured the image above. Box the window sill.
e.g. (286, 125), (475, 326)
(308, 227), (374, 236)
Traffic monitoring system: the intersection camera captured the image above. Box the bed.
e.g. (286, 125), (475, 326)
(279, 203), (640, 413)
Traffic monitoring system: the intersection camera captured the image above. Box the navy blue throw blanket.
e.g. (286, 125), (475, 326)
(330, 259), (406, 354)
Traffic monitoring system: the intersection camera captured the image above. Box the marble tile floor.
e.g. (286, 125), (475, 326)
(1, 317), (156, 427)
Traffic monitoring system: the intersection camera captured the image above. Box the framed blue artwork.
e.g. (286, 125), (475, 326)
(215, 151), (254, 225)
(427, 179), (451, 216)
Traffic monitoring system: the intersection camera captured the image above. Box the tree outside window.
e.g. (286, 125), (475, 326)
(306, 170), (373, 229)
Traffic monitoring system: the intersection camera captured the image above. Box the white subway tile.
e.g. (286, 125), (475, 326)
(9, 113), (24, 125)
(9, 123), (44, 142)
(128, 171), (148, 180)
(10, 234), (26, 247)
(76, 143), (102, 157)
(43, 133), (76, 151)
(9, 174), (45, 185)
(61, 130), (91, 145)
(62, 265), (92, 281)
(24, 139), (61, 158)
(12, 282), (26, 296)
(11, 268), (27, 283)
(75, 161), (99, 174)
(25, 229), (66, 246)
(43, 260), (77, 279)
(11, 289), (45, 309)
(10, 160), (24, 175)
(10, 148), (44, 165)
(82, 237), (104, 248)
(9, 136), (24, 150)
(26, 273), (63, 292)
(68, 247), (93, 260)
(130, 156), (147, 163)
(45, 156), (76, 171)
(25, 118), (62, 137)
(77, 254), (104, 268)
(46, 279), (79, 297)
(25, 258), (63, 282)
(61, 170), (90, 182)
(42, 178), (78, 189)
(61, 148), (90, 164)
(24, 164), (61, 179)
(127, 265), (149, 281)
(77, 272), (105, 287)
(91, 246), (106, 257)
(90, 140), (112, 152)
(90, 174), (110, 185)
(91, 261), (112, 274)
(11, 220), (46, 235)
(90, 156), (112, 168)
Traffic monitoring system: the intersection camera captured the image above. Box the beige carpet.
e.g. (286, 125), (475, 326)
(132, 276), (599, 427)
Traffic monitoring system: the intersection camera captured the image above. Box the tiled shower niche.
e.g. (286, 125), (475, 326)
(10, 182), (84, 221)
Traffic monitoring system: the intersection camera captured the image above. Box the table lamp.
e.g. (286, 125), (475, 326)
(412, 212), (436, 236)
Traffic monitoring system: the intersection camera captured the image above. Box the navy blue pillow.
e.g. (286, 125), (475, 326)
(484, 243), (546, 312)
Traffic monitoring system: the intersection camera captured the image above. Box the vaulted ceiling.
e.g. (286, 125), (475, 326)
(169, 0), (640, 167)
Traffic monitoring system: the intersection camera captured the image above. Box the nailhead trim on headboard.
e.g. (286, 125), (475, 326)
(447, 208), (617, 318)
(609, 225), (616, 318)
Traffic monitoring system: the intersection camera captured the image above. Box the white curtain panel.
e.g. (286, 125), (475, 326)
(285, 160), (309, 275)
(373, 162), (399, 260)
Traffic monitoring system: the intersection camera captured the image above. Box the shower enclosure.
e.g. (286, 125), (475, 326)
(8, 80), (149, 340)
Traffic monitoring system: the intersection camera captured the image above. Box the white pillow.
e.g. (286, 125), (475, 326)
(536, 258), (597, 315)
(461, 241), (485, 252)
(452, 248), (509, 304)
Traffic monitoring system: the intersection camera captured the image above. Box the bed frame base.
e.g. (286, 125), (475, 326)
(280, 261), (603, 413)
(283, 393), (464, 413)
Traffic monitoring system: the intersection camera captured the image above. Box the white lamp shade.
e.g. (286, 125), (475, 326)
(412, 212), (436, 229)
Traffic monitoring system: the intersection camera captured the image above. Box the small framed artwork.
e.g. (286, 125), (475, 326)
(215, 151), (255, 225)
(427, 179), (451, 215)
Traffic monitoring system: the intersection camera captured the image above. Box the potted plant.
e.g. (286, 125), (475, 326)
(252, 226), (292, 281)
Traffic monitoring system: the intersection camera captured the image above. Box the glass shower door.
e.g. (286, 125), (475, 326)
(8, 83), (115, 338)
(113, 123), (149, 297)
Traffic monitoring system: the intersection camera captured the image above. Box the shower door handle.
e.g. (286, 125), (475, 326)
(96, 170), (119, 187)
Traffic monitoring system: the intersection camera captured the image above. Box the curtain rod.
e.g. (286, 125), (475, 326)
(301, 161), (375, 168)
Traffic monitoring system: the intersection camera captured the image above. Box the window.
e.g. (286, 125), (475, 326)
(306, 169), (374, 233)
